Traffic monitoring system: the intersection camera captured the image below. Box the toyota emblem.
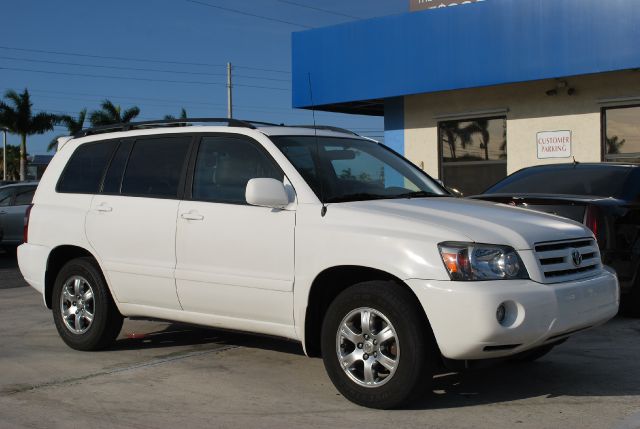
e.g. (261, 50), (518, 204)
(571, 249), (582, 267)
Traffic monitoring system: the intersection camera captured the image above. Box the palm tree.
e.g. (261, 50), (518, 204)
(0, 89), (58, 181)
(47, 108), (87, 152)
(440, 121), (475, 160)
(89, 100), (140, 126)
(606, 135), (626, 155)
(164, 108), (188, 121)
(0, 144), (20, 181)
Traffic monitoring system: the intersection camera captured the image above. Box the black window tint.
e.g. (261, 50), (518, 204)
(121, 136), (191, 198)
(193, 136), (282, 204)
(485, 166), (633, 198)
(58, 141), (118, 194)
(102, 140), (133, 194)
(14, 187), (35, 205)
(0, 188), (14, 206)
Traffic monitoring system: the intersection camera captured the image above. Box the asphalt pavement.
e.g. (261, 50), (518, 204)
(1, 249), (639, 429)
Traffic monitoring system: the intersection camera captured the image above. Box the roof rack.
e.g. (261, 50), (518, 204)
(288, 125), (359, 136)
(74, 117), (262, 137)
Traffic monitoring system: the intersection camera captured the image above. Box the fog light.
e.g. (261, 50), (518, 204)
(496, 304), (506, 323)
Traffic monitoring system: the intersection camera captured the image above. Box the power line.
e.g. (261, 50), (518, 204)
(185, 0), (313, 29)
(0, 45), (291, 74)
(274, 0), (361, 19)
(2, 87), (307, 113)
(0, 66), (290, 91)
(0, 56), (291, 82)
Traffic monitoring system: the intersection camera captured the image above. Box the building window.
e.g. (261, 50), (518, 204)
(438, 116), (507, 196)
(604, 105), (640, 163)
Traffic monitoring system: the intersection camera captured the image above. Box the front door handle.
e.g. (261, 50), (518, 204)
(180, 212), (204, 221)
(95, 204), (113, 213)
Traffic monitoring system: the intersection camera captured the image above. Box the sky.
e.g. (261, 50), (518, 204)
(0, 0), (407, 155)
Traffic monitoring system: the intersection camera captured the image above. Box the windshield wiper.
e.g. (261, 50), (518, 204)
(392, 191), (443, 199)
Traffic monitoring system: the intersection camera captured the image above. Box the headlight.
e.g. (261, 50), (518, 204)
(438, 242), (529, 281)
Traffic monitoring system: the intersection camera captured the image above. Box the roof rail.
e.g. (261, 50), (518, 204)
(74, 117), (259, 137)
(288, 125), (359, 136)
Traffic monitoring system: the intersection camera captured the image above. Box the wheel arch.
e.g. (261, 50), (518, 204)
(303, 265), (435, 358)
(44, 245), (104, 309)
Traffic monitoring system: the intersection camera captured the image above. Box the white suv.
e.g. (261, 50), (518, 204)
(18, 119), (619, 409)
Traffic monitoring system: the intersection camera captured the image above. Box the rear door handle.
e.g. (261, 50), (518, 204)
(95, 204), (113, 213)
(180, 212), (204, 221)
(0, 211), (6, 215)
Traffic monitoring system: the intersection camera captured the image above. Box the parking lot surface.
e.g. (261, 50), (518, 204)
(1, 250), (639, 429)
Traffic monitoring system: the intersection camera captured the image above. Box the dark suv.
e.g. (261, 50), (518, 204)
(472, 163), (640, 315)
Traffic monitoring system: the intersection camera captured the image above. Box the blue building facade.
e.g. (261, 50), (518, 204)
(292, 0), (640, 195)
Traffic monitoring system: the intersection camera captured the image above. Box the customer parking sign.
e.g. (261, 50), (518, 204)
(537, 130), (572, 159)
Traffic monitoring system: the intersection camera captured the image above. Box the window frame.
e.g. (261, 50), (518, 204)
(56, 139), (120, 195)
(115, 134), (196, 200)
(601, 104), (640, 162)
(184, 133), (286, 206)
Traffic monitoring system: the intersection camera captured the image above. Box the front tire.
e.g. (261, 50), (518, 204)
(52, 257), (123, 351)
(321, 281), (436, 409)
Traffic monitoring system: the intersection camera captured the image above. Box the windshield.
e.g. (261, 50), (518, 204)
(271, 136), (447, 203)
(484, 165), (634, 198)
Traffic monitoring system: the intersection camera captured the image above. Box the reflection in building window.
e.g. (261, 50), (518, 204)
(438, 116), (507, 196)
(604, 106), (640, 164)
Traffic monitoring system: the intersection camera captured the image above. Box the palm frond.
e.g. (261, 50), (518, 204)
(100, 100), (121, 120)
(30, 112), (58, 134)
(121, 106), (140, 123)
(89, 110), (115, 126)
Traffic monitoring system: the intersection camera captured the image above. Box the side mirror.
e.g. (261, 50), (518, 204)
(245, 178), (290, 209)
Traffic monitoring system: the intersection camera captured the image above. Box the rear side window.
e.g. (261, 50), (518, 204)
(121, 136), (191, 198)
(14, 187), (36, 206)
(57, 141), (118, 194)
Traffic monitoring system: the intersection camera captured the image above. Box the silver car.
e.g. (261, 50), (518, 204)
(0, 183), (37, 252)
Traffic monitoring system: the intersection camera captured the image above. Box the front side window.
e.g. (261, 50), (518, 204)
(439, 116), (507, 196)
(272, 136), (445, 203)
(121, 136), (191, 198)
(57, 141), (118, 194)
(604, 106), (640, 163)
(192, 136), (282, 204)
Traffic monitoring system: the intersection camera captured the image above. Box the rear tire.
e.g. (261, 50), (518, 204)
(321, 281), (436, 409)
(52, 257), (123, 351)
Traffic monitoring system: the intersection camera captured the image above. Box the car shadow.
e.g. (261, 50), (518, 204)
(0, 248), (18, 270)
(106, 318), (640, 409)
(110, 321), (305, 356)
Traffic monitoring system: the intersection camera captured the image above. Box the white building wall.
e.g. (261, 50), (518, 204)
(404, 70), (640, 178)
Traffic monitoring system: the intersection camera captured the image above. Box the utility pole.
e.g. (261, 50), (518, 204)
(227, 62), (233, 119)
(2, 128), (7, 181)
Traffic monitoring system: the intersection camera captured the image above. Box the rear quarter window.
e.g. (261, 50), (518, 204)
(485, 166), (633, 198)
(57, 141), (119, 194)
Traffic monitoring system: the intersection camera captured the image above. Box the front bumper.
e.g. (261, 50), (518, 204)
(408, 270), (619, 360)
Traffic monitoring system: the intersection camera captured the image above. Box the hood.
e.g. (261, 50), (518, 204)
(332, 197), (592, 250)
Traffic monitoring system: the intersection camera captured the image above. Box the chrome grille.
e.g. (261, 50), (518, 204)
(534, 238), (601, 283)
